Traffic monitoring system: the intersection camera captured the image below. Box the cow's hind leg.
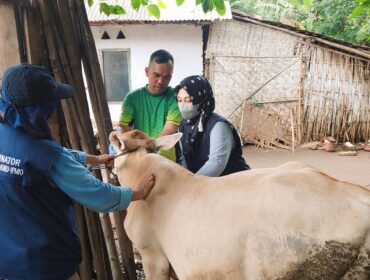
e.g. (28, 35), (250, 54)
(341, 232), (370, 280)
(140, 248), (171, 280)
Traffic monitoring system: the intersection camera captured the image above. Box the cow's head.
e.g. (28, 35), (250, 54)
(109, 130), (182, 155)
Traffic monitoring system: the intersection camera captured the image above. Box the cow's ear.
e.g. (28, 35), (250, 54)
(154, 133), (183, 150)
(109, 131), (123, 153)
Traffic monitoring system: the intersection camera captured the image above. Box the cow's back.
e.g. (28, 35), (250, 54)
(120, 155), (370, 280)
(194, 163), (370, 279)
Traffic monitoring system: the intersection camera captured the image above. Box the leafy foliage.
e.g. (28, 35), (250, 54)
(350, 0), (370, 18)
(230, 0), (370, 45)
(158, 0), (168, 9)
(89, 0), (369, 45)
(147, 4), (161, 18)
(90, 0), (227, 19)
(213, 0), (226, 15)
(308, 0), (369, 45)
(201, 0), (213, 14)
(131, 0), (141, 11)
(99, 3), (126, 15)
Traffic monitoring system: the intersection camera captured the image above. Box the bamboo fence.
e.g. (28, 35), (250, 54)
(3, 0), (136, 279)
(206, 18), (370, 148)
(302, 46), (370, 143)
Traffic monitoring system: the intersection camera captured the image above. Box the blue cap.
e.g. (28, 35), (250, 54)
(0, 63), (74, 106)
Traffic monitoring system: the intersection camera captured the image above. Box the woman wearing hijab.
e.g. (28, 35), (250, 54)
(175, 75), (250, 177)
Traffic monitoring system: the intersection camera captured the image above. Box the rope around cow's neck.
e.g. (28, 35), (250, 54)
(88, 148), (138, 172)
(114, 148), (137, 159)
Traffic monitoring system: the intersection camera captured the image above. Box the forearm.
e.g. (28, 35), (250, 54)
(49, 149), (133, 212)
(86, 154), (114, 166)
(196, 122), (233, 177)
(64, 148), (112, 166)
(160, 122), (179, 137)
(86, 154), (101, 165)
(196, 155), (228, 177)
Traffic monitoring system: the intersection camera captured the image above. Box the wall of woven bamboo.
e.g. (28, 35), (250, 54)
(206, 20), (370, 147)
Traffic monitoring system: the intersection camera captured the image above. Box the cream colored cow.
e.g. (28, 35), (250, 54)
(110, 130), (370, 280)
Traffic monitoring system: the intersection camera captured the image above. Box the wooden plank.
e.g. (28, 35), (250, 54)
(37, 0), (113, 278)
(297, 54), (306, 144)
(113, 211), (137, 280)
(0, 0), (20, 76)
(21, 1), (49, 65)
(71, 0), (137, 277)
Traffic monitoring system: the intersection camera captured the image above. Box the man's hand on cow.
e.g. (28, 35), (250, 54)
(132, 173), (156, 201)
(86, 154), (115, 167)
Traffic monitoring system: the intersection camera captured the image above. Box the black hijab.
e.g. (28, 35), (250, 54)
(175, 75), (215, 158)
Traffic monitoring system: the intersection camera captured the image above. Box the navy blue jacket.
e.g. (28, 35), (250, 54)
(0, 123), (81, 280)
(180, 113), (250, 176)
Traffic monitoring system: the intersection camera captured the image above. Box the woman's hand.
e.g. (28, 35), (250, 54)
(132, 173), (156, 201)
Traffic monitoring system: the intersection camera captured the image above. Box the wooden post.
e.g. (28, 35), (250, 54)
(71, 0), (137, 277)
(297, 54), (306, 145)
(239, 100), (247, 141)
(290, 109), (295, 153)
(37, 0), (116, 278)
(114, 211), (137, 279)
(75, 204), (94, 280)
(0, 0), (21, 75)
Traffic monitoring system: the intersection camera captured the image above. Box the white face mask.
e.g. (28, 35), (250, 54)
(178, 103), (200, 120)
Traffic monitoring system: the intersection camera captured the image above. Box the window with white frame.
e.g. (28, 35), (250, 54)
(102, 50), (131, 102)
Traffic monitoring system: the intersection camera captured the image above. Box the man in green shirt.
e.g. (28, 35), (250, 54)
(118, 49), (182, 161)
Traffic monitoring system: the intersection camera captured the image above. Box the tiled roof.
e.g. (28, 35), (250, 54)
(86, 0), (232, 23)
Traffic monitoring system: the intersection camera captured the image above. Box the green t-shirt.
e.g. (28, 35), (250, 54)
(118, 86), (182, 161)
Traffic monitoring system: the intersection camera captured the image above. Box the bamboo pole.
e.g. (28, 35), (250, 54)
(114, 211), (137, 279)
(290, 109), (295, 153)
(54, 1), (123, 278)
(9, 0), (95, 276)
(239, 100), (247, 141)
(20, 0), (49, 65)
(75, 204), (94, 279)
(37, 0), (112, 278)
(20, 4), (97, 276)
(71, 0), (137, 278)
(0, 0), (21, 71)
(297, 54), (306, 144)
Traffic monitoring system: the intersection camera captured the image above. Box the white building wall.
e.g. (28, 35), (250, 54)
(90, 23), (204, 124)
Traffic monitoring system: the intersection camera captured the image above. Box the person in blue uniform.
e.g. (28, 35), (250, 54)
(175, 75), (250, 176)
(0, 63), (155, 280)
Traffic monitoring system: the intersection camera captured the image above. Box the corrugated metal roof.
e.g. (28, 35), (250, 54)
(86, 0), (232, 23)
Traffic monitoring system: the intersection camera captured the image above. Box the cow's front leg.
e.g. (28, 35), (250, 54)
(141, 248), (170, 280)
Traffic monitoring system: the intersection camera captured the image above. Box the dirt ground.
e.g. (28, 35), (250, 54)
(242, 146), (370, 187)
